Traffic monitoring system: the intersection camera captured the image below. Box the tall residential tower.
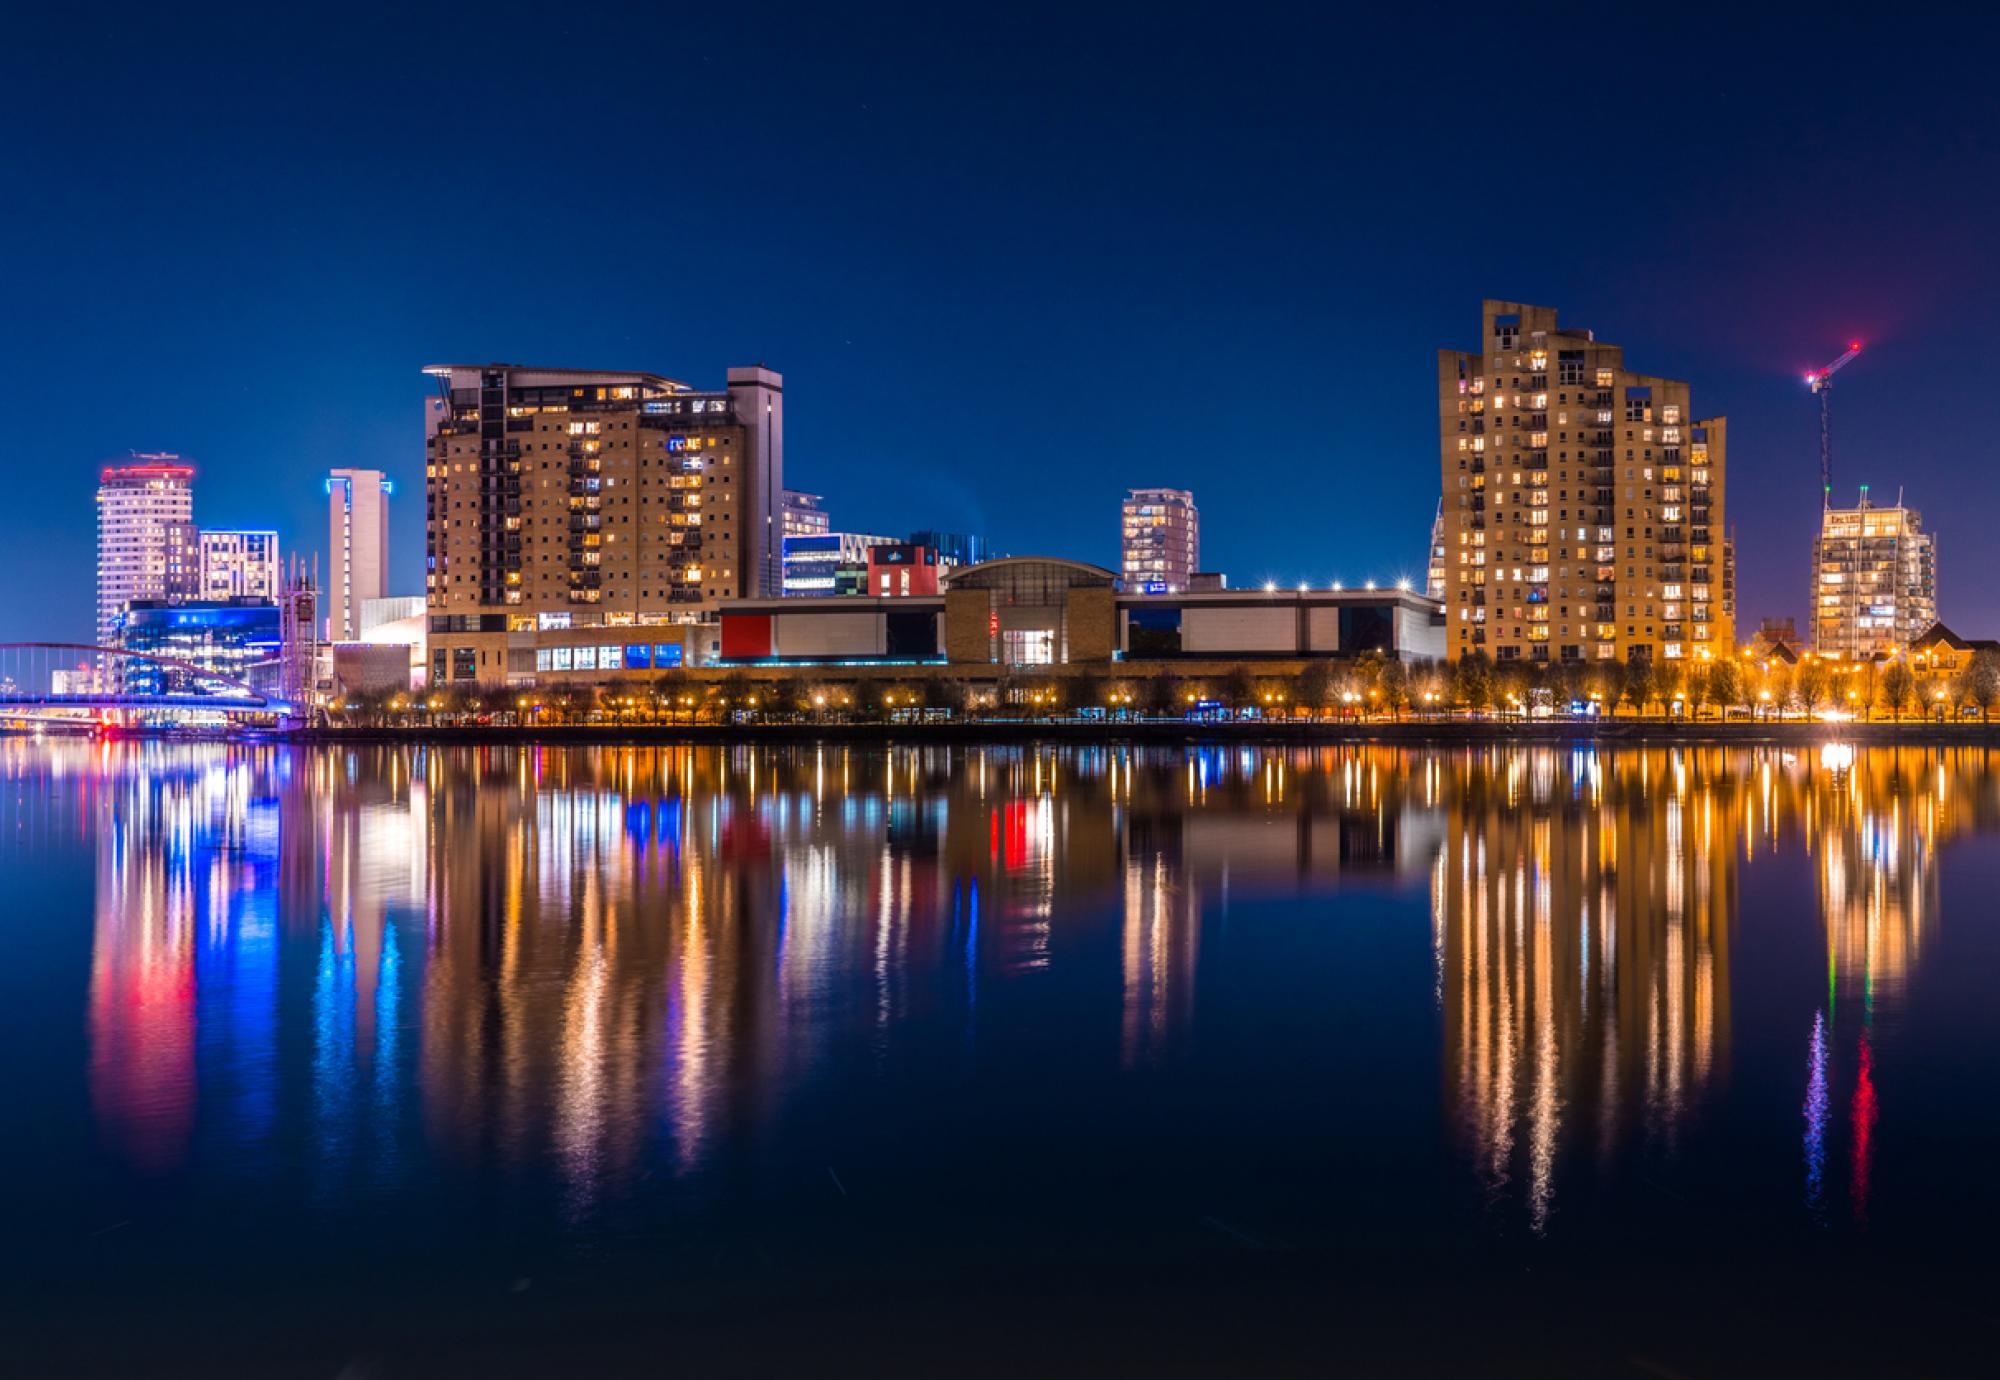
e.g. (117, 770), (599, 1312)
(421, 364), (782, 685)
(328, 468), (391, 641)
(1810, 487), (1936, 661)
(1437, 301), (1731, 664)
(1121, 488), (1199, 593)
(96, 456), (197, 649)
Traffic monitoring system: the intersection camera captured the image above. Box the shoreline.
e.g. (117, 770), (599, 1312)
(240, 719), (2000, 747)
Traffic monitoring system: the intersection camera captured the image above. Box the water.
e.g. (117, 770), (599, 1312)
(3, 738), (1997, 1376)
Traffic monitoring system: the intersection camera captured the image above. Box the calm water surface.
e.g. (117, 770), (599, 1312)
(3, 738), (1998, 1377)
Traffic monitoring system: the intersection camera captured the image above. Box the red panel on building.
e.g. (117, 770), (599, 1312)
(720, 613), (773, 660)
(866, 544), (941, 596)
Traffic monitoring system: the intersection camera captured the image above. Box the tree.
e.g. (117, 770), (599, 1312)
(1379, 659), (1411, 719)
(1766, 664), (1797, 717)
(1685, 662), (1712, 719)
(1411, 661), (1448, 715)
(655, 668), (691, 723)
(1145, 670), (1182, 719)
(1493, 660), (1533, 717)
(1452, 650), (1494, 712)
(1706, 658), (1744, 716)
(1621, 659), (1655, 716)
(918, 674), (966, 717)
(1881, 660), (1915, 721)
(1296, 660), (1335, 718)
(1654, 662), (1686, 715)
(1559, 659), (1591, 712)
(717, 671), (753, 718)
(1220, 664), (1257, 716)
(1855, 660), (1880, 721)
(1966, 651), (2000, 723)
(765, 674), (804, 721)
(1796, 659), (1831, 718)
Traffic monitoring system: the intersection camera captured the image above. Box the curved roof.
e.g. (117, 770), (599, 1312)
(943, 556), (1118, 592)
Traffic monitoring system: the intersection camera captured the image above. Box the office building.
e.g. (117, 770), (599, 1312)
(783, 490), (830, 538)
(328, 468), (391, 641)
(1437, 300), (1732, 664)
(1121, 489), (1199, 593)
(115, 598), (281, 697)
(909, 529), (996, 571)
(783, 531), (894, 597)
(1811, 488), (1936, 661)
(96, 456), (198, 653)
(420, 363), (784, 684)
(198, 529), (280, 601)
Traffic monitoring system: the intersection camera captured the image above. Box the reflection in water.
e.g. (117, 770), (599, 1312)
(1806, 1010), (1829, 1223)
(28, 738), (1983, 1235)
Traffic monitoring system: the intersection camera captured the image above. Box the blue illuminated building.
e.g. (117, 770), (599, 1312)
(115, 598), (281, 695)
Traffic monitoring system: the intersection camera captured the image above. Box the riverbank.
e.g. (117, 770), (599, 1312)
(271, 718), (2000, 747)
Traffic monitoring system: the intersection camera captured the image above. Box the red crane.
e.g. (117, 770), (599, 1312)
(1805, 340), (1863, 507)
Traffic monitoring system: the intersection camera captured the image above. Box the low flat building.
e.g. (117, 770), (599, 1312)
(717, 556), (1443, 672)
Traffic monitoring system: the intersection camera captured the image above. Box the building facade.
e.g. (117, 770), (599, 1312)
(1811, 489), (1936, 661)
(1437, 301), (1732, 664)
(866, 543), (943, 597)
(421, 363), (784, 685)
(782, 531), (894, 597)
(328, 468), (391, 641)
(198, 529), (280, 601)
(96, 457), (198, 652)
(719, 557), (1445, 671)
(910, 530), (996, 571)
(1121, 489), (1199, 593)
(782, 490), (830, 539)
(1426, 502), (1447, 601)
(115, 598), (281, 697)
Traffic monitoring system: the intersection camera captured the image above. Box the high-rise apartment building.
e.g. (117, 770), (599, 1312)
(422, 364), (783, 684)
(328, 468), (391, 641)
(1121, 488), (1199, 593)
(199, 529), (280, 600)
(783, 490), (830, 539)
(1810, 487), (1936, 660)
(1426, 501), (1447, 601)
(1437, 301), (1732, 664)
(96, 456), (197, 650)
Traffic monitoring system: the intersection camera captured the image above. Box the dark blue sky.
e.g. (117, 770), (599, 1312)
(4, 5), (1994, 644)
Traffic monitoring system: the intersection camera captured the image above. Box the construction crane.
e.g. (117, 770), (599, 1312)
(1805, 340), (1863, 507)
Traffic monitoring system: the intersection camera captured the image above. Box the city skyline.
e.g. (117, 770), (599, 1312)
(5, 10), (1995, 651)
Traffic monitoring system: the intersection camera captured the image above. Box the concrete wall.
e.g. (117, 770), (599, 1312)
(1397, 604), (1446, 661)
(1177, 604), (1297, 654)
(773, 610), (884, 658)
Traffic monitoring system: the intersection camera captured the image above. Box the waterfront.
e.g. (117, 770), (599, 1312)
(5, 739), (1999, 1376)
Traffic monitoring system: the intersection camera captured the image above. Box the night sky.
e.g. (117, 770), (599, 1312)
(4, 5), (1995, 645)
